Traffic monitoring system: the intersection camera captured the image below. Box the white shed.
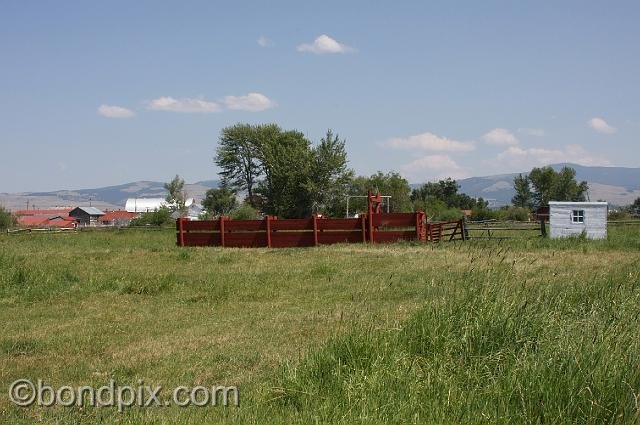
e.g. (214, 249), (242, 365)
(549, 201), (608, 240)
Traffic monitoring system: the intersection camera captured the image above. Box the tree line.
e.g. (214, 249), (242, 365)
(198, 122), (630, 222)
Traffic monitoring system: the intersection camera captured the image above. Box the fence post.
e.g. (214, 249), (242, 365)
(220, 216), (225, 247)
(266, 215), (272, 248)
(361, 215), (367, 243)
(462, 217), (468, 241)
(178, 218), (185, 247)
(312, 214), (319, 246)
(539, 219), (547, 237)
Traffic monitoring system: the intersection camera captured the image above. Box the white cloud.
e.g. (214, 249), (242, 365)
(482, 128), (519, 146)
(98, 104), (135, 118)
(387, 132), (475, 152)
(147, 96), (221, 113)
(401, 155), (471, 182)
(257, 35), (272, 47)
(518, 128), (545, 137)
(223, 92), (277, 112)
(297, 34), (354, 54)
(588, 117), (616, 134)
(496, 144), (610, 169)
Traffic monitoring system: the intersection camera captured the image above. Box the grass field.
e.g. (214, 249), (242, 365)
(1, 227), (639, 424)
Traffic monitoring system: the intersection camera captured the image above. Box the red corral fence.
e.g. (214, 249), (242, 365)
(176, 191), (465, 248)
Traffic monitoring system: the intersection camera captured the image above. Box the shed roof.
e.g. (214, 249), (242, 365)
(70, 206), (104, 216)
(549, 201), (608, 206)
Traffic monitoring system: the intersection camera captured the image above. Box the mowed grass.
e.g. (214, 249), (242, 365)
(0, 227), (639, 424)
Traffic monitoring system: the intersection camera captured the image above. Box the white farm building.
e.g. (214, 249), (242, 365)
(125, 198), (195, 213)
(549, 201), (608, 240)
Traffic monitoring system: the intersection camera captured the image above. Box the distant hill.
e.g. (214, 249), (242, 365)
(0, 180), (219, 211)
(456, 164), (640, 207)
(2, 163), (639, 212)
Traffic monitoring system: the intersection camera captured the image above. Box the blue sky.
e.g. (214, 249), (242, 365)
(1, 1), (639, 192)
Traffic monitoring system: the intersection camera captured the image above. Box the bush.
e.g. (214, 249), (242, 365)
(0, 205), (16, 230)
(470, 208), (500, 221)
(129, 207), (173, 227)
(415, 198), (463, 222)
(497, 207), (530, 221)
(608, 209), (633, 220)
(230, 203), (260, 220)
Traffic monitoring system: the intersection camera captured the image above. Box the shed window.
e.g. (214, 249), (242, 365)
(571, 210), (585, 223)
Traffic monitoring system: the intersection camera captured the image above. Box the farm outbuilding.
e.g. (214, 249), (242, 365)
(549, 201), (607, 240)
(125, 198), (195, 213)
(69, 207), (104, 227)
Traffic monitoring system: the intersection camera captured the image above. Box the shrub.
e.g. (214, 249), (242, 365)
(0, 205), (16, 230)
(129, 206), (173, 227)
(230, 203), (261, 220)
(498, 206), (530, 221)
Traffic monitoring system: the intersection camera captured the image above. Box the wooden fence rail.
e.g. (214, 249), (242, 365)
(177, 212), (429, 248)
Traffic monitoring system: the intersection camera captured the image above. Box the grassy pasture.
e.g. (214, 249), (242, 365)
(0, 227), (639, 424)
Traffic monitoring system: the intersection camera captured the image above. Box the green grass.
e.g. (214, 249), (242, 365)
(0, 227), (639, 424)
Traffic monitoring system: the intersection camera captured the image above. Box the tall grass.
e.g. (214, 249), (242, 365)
(268, 256), (640, 423)
(0, 227), (638, 424)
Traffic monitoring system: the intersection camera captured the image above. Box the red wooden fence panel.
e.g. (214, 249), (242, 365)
(177, 211), (436, 248)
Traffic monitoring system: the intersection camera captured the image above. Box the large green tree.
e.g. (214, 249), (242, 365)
(528, 166), (588, 208)
(411, 178), (488, 210)
(215, 123), (358, 218)
(201, 186), (238, 217)
(257, 128), (314, 218)
(164, 175), (188, 217)
(512, 174), (533, 209)
(306, 130), (354, 216)
(214, 124), (264, 204)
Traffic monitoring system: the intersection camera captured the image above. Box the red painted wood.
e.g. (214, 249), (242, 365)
(220, 216), (225, 247)
(183, 220), (221, 231)
(313, 215), (318, 246)
(317, 218), (361, 230)
(266, 216), (272, 248)
(182, 233), (221, 246)
(371, 213), (417, 227)
(178, 218), (185, 246)
(270, 232), (315, 247)
(224, 232), (268, 247)
(224, 219), (267, 231)
(318, 232), (363, 245)
(270, 219), (314, 231)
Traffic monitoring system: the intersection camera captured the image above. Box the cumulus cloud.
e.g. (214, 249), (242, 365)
(496, 144), (610, 168)
(401, 155), (471, 182)
(98, 104), (135, 118)
(588, 117), (616, 134)
(387, 132), (474, 152)
(482, 128), (519, 146)
(297, 34), (354, 54)
(223, 92), (277, 112)
(147, 96), (221, 113)
(257, 35), (272, 47)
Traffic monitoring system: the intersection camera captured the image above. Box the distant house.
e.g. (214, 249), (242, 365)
(16, 216), (49, 227)
(46, 216), (77, 228)
(100, 210), (139, 227)
(69, 207), (104, 227)
(549, 201), (607, 240)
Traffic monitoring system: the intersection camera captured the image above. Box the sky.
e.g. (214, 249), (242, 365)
(1, 1), (639, 192)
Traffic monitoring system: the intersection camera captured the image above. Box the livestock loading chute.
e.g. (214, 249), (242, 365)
(176, 191), (465, 248)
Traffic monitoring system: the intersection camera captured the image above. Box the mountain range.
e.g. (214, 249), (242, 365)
(457, 163), (640, 207)
(2, 164), (639, 211)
